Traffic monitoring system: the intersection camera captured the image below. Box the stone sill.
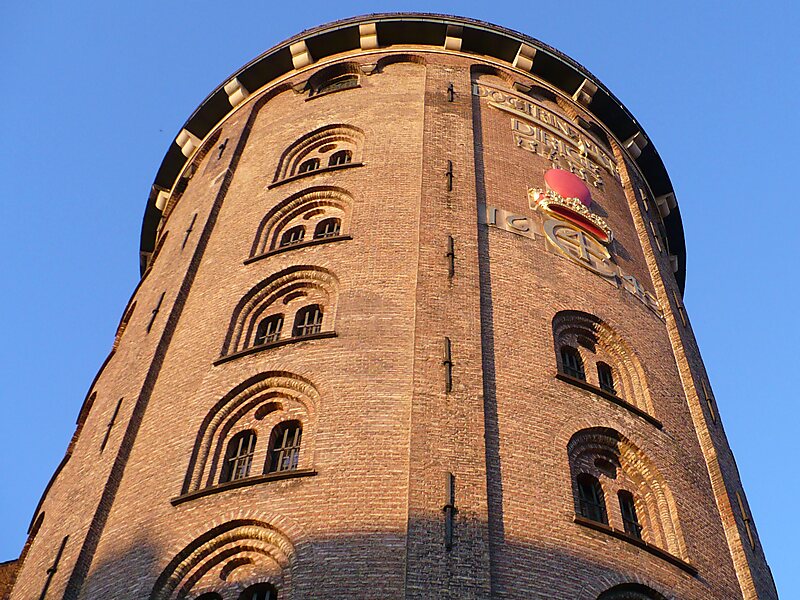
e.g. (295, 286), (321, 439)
(215, 331), (337, 366)
(574, 515), (697, 576)
(556, 372), (663, 429)
(245, 235), (352, 265)
(267, 162), (363, 189)
(171, 469), (317, 506)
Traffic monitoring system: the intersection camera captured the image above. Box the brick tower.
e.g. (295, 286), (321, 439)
(8, 14), (777, 600)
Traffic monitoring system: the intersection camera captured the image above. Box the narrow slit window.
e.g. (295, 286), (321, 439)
(597, 362), (615, 394)
(298, 157), (320, 174)
(560, 346), (585, 380)
(268, 422), (302, 473)
(254, 314), (283, 345)
(293, 304), (323, 337)
(314, 217), (341, 239)
(618, 490), (643, 540)
(577, 473), (607, 524)
(328, 149), (352, 167)
(280, 225), (305, 247)
(221, 430), (257, 483)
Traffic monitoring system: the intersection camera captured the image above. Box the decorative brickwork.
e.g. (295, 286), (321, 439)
(8, 14), (776, 600)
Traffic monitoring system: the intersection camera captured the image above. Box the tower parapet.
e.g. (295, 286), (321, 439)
(10, 13), (775, 600)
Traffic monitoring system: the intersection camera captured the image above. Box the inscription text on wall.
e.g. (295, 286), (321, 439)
(472, 82), (620, 188)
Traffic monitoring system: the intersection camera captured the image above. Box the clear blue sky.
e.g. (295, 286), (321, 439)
(1, 0), (796, 595)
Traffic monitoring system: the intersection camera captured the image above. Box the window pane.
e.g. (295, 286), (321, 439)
(619, 491), (642, 539)
(577, 474), (607, 524)
(268, 422), (302, 473)
(255, 314), (283, 345)
(561, 346), (585, 380)
(280, 225), (305, 247)
(314, 218), (341, 239)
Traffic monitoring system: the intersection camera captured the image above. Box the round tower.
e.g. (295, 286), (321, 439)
(9, 14), (777, 600)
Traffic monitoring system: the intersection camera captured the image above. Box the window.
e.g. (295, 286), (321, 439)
(597, 362), (615, 394)
(239, 583), (277, 600)
(280, 225), (305, 247)
(298, 157), (320, 173)
(619, 490), (642, 540)
(293, 304), (322, 337)
(195, 594), (223, 600)
(577, 473), (607, 524)
(314, 217), (341, 239)
(328, 149), (352, 167)
(268, 421), (302, 473)
(221, 430), (256, 483)
(254, 314), (283, 345)
(316, 74), (359, 96)
(561, 346), (585, 380)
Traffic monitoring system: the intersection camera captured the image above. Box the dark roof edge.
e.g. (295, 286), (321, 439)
(139, 12), (686, 291)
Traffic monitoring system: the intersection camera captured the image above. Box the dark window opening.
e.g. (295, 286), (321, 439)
(561, 346), (585, 380)
(239, 583), (277, 600)
(221, 430), (256, 483)
(298, 157), (320, 173)
(597, 362), (615, 394)
(195, 594), (223, 600)
(314, 217), (341, 239)
(280, 225), (305, 247)
(293, 304), (322, 337)
(619, 490), (643, 540)
(268, 421), (302, 473)
(328, 149), (352, 167)
(316, 74), (359, 95)
(255, 314), (283, 345)
(577, 473), (607, 524)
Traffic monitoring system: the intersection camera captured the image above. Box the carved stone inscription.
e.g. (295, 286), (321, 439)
(472, 82), (620, 188)
(480, 205), (661, 316)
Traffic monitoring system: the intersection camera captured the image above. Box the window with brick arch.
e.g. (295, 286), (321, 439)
(560, 346), (585, 380)
(314, 217), (341, 239)
(268, 421), (302, 473)
(239, 583), (277, 600)
(597, 361), (615, 394)
(618, 490), (643, 539)
(328, 149), (352, 167)
(221, 430), (256, 483)
(293, 304), (322, 337)
(597, 583), (667, 600)
(254, 314), (283, 346)
(577, 473), (607, 524)
(280, 224), (305, 247)
(298, 157), (320, 174)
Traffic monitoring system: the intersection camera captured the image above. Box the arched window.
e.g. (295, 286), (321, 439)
(316, 74), (359, 96)
(314, 217), (341, 239)
(280, 225), (305, 247)
(553, 311), (654, 416)
(577, 473), (607, 524)
(597, 362), (615, 394)
(298, 157), (320, 174)
(254, 314), (283, 346)
(619, 490), (642, 539)
(221, 430), (256, 483)
(273, 125), (364, 183)
(328, 149), (352, 167)
(293, 304), (322, 337)
(560, 346), (585, 380)
(597, 583), (667, 600)
(268, 421), (302, 473)
(239, 583), (277, 600)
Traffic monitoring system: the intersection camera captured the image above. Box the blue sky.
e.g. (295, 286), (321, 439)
(1, 0), (797, 595)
